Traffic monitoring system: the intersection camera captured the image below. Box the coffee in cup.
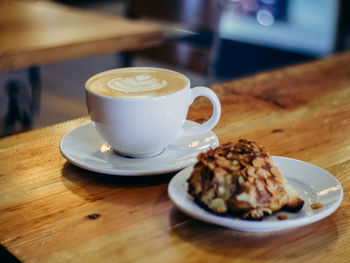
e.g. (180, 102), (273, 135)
(86, 67), (188, 98)
(85, 67), (221, 158)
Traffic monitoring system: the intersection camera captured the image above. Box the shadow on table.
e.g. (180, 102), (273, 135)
(60, 161), (175, 203)
(168, 207), (340, 260)
(61, 161), (175, 184)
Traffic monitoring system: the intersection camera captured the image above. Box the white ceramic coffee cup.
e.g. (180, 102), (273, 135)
(85, 67), (221, 158)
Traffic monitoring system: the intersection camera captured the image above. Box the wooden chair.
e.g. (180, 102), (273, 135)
(122, 0), (223, 76)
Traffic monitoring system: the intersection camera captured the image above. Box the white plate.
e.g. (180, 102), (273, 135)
(168, 156), (343, 232)
(60, 121), (219, 176)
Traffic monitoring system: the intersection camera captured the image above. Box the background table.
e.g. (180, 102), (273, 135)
(0, 0), (162, 71)
(1, 52), (350, 262)
(0, 0), (162, 133)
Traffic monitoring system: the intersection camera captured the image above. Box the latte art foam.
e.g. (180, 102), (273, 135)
(107, 74), (167, 93)
(86, 68), (188, 98)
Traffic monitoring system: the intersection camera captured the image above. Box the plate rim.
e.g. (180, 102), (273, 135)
(59, 121), (219, 176)
(168, 156), (343, 232)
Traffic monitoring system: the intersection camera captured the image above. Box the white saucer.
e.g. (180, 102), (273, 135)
(60, 121), (219, 176)
(168, 156), (343, 232)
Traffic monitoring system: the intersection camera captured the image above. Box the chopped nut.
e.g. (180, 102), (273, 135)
(207, 162), (215, 170)
(243, 208), (272, 220)
(216, 156), (233, 170)
(218, 186), (226, 197)
(271, 166), (282, 178)
(214, 167), (226, 183)
(247, 166), (256, 177)
(232, 160), (240, 170)
(225, 175), (233, 185)
(311, 202), (323, 209)
(256, 168), (269, 178)
(252, 157), (265, 168)
(209, 198), (227, 213)
(277, 214), (288, 220)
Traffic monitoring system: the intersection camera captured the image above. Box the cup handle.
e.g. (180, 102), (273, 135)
(178, 86), (221, 138)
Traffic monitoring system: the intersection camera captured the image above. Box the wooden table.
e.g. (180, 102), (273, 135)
(1, 52), (350, 262)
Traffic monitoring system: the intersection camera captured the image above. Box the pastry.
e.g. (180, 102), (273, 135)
(187, 139), (304, 220)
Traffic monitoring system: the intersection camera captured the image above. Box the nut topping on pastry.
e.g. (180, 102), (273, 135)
(187, 139), (304, 220)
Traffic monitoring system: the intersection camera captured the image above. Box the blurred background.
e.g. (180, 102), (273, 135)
(1, 0), (349, 137)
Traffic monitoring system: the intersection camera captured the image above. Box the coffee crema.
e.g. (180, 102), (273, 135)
(86, 68), (189, 98)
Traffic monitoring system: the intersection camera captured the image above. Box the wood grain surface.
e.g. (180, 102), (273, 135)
(0, 0), (162, 71)
(1, 52), (350, 262)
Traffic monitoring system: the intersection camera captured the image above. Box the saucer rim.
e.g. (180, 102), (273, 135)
(60, 121), (219, 176)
